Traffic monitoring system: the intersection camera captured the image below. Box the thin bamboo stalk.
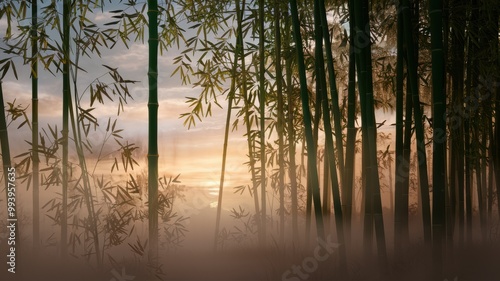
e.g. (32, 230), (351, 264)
(258, 0), (267, 244)
(61, 0), (70, 259)
(147, 0), (159, 263)
(214, 0), (245, 250)
(284, 13), (299, 244)
(31, 0), (40, 255)
(274, 0), (286, 245)
(429, 0), (446, 277)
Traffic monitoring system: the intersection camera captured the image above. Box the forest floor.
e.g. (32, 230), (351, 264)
(2, 240), (499, 281)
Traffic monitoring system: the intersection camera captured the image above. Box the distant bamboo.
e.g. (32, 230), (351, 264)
(31, 0), (40, 255)
(289, 0), (325, 240)
(214, 0), (245, 250)
(274, 0), (286, 245)
(429, 0), (446, 277)
(237, 3), (261, 244)
(258, 0), (267, 244)
(147, 0), (159, 263)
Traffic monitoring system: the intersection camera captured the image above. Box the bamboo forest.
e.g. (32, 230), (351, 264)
(0, 0), (499, 280)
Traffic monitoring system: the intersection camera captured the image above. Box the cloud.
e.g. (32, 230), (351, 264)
(93, 11), (113, 23)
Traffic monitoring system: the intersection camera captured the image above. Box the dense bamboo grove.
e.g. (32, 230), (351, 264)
(0, 0), (499, 280)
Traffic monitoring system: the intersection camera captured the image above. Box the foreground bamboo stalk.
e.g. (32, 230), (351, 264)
(289, 0), (325, 240)
(147, 0), (159, 263)
(429, 0), (446, 278)
(31, 0), (40, 255)
(61, 0), (70, 259)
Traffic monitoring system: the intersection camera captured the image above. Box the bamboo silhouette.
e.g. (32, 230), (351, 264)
(61, 0), (70, 259)
(239, 19), (262, 246)
(284, 13), (299, 244)
(351, 0), (388, 270)
(214, 0), (245, 250)
(318, 0), (344, 190)
(258, 0), (267, 244)
(274, 0), (286, 245)
(429, 0), (446, 277)
(343, 0), (357, 239)
(147, 0), (159, 263)
(314, 0), (347, 272)
(289, 0), (325, 240)
(31, 0), (40, 255)
(394, 0), (405, 255)
(401, 0), (431, 245)
(0, 82), (13, 214)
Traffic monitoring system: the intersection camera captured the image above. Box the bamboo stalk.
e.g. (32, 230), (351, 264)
(147, 0), (159, 263)
(214, 0), (245, 250)
(274, 0), (286, 245)
(258, 0), (267, 244)
(314, 0), (347, 272)
(429, 0), (446, 278)
(31, 0), (40, 255)
(289, 0), (325, 241)
(61, 0), (70, 259)
(284, 12), (299, 244)
(351, 0), (388, 271)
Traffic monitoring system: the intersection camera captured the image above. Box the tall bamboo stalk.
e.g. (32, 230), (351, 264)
(394, 0), (405, 255)
(352, 0), (387, 271)
(274, 0), (286, 245)
(61, 0), (70, 259)
(450, 0), (466, 247)
(318, 0), (344, 188)
(284, 13), (299, 244)
(401, 0), (431, 245)
(289, 0), (325, 240)
(429, 0), (446, 277)
(258, 0), (267, 244)
(214, 0), (245, 250)
(314, 0), (346, 271)
(31, 0), (40, 255)
(241, 39), (261, 247)
(343, 2), (357, 239)
(147, 0), (159, 263)
(0, 82), (14, 216)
